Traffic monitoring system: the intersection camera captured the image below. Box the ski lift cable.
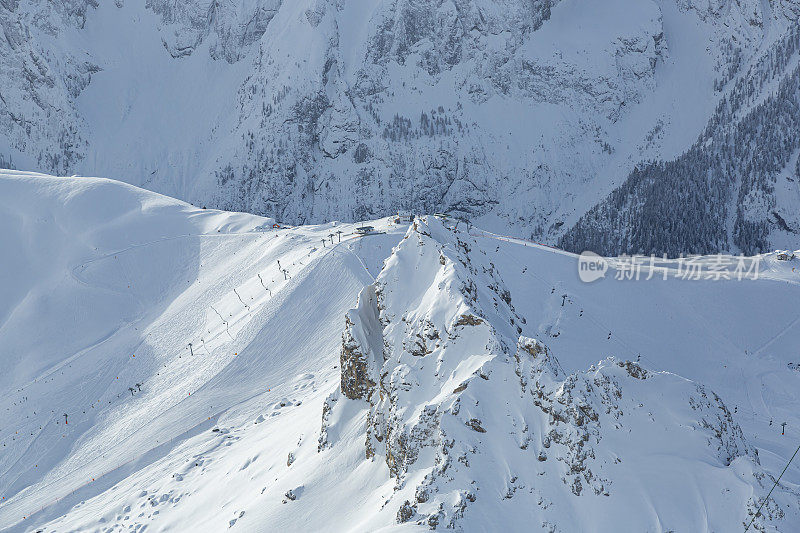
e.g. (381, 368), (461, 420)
(744, 441), (800, 532)
(537, 264), (761, 419)
(477, 230), (795, 459)
(5, 236), (350, 514)
(484, 230), (653, 365)
(474, 233), (800, 522)
(3, 235), (293, 440)
(3, 230), (340, 487)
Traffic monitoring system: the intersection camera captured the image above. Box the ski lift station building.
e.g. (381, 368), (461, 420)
(355, 225), (375, 235)
(395, 210), (413, 223)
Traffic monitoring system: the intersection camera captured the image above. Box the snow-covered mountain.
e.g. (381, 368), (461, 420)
(1, 0), (799, 255)
(2, 171), (799, 531)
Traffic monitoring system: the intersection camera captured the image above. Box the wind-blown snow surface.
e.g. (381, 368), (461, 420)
(1, 172), (800, 531)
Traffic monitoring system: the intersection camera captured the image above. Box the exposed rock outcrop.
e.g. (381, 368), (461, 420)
(321, 216), (798, 530)
(339, 285), (382, 401)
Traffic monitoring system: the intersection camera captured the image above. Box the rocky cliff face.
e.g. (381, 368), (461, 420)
(0, 0), (99, 173)
(209, 0), (669, 228)
(144, 0), (282, 62)
(320, 217), (800, 530)
(2, 0), (799, 254)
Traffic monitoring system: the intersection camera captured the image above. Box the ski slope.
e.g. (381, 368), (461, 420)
(1, 171), (799, 531)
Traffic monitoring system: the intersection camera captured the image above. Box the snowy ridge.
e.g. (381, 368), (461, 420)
(0, 171), (394, 529)
(1, 174), (800, 531)
(323, 216), (800, 530)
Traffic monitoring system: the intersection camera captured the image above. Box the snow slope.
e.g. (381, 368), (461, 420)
(1, 172), (800, 531)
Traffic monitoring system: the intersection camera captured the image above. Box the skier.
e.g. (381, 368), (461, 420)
(63, 413), (68, 425)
